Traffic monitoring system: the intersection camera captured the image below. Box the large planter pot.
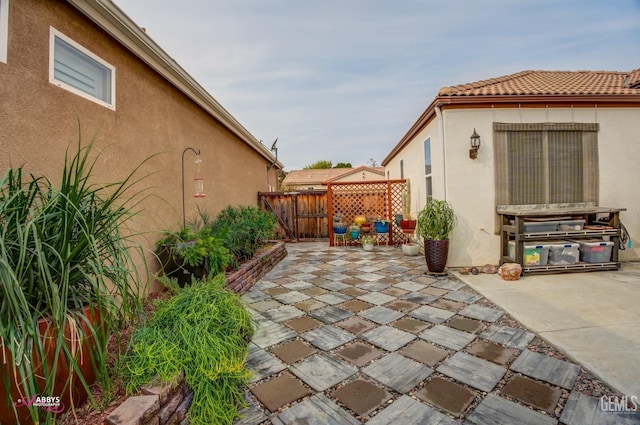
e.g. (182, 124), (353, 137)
(424, 239), (450, 273)
(1, 306), (102, 424)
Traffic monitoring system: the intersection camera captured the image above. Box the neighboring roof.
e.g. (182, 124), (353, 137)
(282, 166), (385, 187)
(67, 0), (282, 168)
(382, 69), (640, 165)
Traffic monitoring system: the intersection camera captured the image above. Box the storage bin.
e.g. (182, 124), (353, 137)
(511, 220), (559, 232)
(558, 219), (586, 231)
(507, 241), (550, 266)
(547, 241), (580, 265)
(576, 239), (614, 263)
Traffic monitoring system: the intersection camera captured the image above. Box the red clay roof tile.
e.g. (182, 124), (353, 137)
(438, 70), (640, 97)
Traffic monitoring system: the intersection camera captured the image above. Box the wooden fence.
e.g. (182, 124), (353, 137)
(258, 191), (329, 240)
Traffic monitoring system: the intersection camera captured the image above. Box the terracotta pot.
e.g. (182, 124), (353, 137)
(424, 239), (449, 273)
(1, 306), (102, 424)
(400, 219), (417, 233)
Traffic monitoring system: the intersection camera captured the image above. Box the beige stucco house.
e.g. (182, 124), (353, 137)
(0, 0), (281, 290)
(382, 69), (640, 267)
(282, 166), (385, 191)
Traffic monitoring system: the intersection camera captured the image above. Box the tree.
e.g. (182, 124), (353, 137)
(303, 160), (333, 169)
(334, 162), (352, 168)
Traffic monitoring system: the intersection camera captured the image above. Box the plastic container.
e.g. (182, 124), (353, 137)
(558, 219), (586, 231)
(507, 241), (550, 266)
(547, 241), (580, 265)
(576, 239), (614, 263)
(511, 220), (559, 232)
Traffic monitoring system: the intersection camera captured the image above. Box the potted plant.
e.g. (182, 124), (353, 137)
(333, 212), (348, 235)
(417, 199), (457, 273)
(349, 223), (360, 240)
(400, 180), (417, 233)
(361, 235), (376, 251)
(402, 240), (421, 256)
(374, 218), (390, 233)
(1, 141), (145, 424)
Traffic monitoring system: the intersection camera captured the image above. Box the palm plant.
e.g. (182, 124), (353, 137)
(0, 138), (147, 424)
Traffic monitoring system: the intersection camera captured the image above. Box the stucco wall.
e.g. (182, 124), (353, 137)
(386, 105), (640, 267)
(0, 1), (278, 291)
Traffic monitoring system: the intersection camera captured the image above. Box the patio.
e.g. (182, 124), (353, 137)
(236, 243), (639, 424)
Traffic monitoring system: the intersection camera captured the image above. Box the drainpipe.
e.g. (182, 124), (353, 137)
(435, 105), (447, 200)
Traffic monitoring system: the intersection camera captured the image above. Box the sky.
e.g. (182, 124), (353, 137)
(115, 0), (640, 171)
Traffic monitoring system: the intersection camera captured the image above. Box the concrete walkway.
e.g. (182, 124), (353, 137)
(454, 262), (640, 398)
(235, 243), (639, 424)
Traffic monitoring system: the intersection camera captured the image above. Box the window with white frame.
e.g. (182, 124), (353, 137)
(49, 28), (115, 109)
(424, 137), (433, 202)
(493, 122), (599, 206)
(0, 0), (9, 64)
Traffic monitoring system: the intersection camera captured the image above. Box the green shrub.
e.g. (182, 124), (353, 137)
(124, 275), (254, 425)
(209, 205), (277, 267)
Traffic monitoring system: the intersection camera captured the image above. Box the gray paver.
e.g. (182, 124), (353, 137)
(361, 325), (416, 351)
(359, 272), (386, 281)
(358, 282), (389, 292)
(459, 304), (504, 322)
(368, 395), (459, 425)
(359, 306), (404, 324)
(410, 305), (456, 324)
(433, 280), (465, 290)
(246, 344), (286, 383)
(560, 391), (640, 425)
(363, 353), (433, 393)
(282, 281), (314, 290)
(480, 325), (535, 350)
(510, 350), (580, 389)
(251, 320), (296, 348)
(420, 325), (476, 350)
(318, 280), (352, 291)
(316, 292), (353, 305)
(357, 292), (396, 305)
(241, 291), (270, 303)
(395, 281), (426, 292)
(444, 291), (482, 304)
(401, 292), (440, 304)
(234, 403), (269, 425)
(464, 394), (557, 425)
(274, 393), (360, 425)
(290, 353), (358, 391)
(309, 305), (353, 323)
(261, 305), (305, 323)
(272, 291), (310, 304)
(438, 352), (506, 392)
(301, 325), (355, 350)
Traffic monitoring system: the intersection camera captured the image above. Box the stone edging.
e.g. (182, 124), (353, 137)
(225, 241), (288, 294)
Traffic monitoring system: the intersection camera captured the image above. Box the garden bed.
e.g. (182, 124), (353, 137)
(59, 242), (287, 425)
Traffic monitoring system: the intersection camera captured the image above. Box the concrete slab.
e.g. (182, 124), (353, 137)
(454, 262), (640, 396)
(510, 350), (580, 390)
(301, 325), (355, 351)
(420, 325), (477, 351)
(246, 345), (286, 383)
(359, 306), (404, 324)
(361, 325), (416, 351)
(334, 379), (392, 416)
(438, 352), (506, 392)
(479, 325), (535, 350)
(290, 353), (358, 391)
(410, 305), (456, 324)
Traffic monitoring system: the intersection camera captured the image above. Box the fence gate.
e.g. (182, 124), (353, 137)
(258, 191), (329, 240)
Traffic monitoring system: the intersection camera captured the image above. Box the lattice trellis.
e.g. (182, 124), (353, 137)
(328, 180), (407, 246)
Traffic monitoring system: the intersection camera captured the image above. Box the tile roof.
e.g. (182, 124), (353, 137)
(438, 69), (640, 97)
(282, 167), (384, 187)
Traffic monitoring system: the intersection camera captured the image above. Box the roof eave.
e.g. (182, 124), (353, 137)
(381, 93), (640, 166)
(67, 0), (282, 168)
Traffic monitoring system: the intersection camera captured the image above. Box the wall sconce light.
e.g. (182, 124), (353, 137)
(469, 128), (481, 159)
(182, 147), (205, 228)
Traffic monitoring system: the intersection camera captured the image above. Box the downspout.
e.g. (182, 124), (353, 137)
(435, 105), (447, 200)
